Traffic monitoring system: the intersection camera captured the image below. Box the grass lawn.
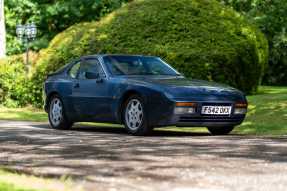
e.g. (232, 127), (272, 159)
(234, 86), (287, 135)
(0, 169), (76, 191)
(0, 86), (286, 135)
(0, 106), (47, 122)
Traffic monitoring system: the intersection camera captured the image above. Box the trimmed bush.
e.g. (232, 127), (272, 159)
(0, 55), (29, 107)
(32, 0), (268, 106)
(0, 52), (39, 107)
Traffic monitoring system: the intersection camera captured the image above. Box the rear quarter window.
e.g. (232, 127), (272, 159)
(68, 62), (81, 78)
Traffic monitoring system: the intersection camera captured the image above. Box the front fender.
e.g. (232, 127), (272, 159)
(112, 84), (173, 126)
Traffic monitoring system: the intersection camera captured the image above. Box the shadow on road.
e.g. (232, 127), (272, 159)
(0, 121), (287, 180)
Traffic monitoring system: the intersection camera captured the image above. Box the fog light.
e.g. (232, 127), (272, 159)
(234, 108), (247, 115)
(174, 107), (196, 114)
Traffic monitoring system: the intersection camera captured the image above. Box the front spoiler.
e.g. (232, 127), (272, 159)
(156, 114), (246, 127)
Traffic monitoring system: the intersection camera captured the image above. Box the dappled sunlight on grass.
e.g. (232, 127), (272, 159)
(240, 121), (253, 126)
(235, 86), (287, 135)
(257, 86), (287, 95)
(247, 104), (256, 115)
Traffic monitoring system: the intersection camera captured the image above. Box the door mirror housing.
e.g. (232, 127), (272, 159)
(85, 71), (100, 79)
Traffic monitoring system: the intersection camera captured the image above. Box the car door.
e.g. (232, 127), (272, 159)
(66, 60), (82, 119)
(72, 57), (113, 121)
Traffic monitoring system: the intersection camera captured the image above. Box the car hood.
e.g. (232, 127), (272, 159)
(124, 76), (245, 100)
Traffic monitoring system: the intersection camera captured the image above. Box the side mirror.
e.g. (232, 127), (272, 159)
(85, 71), (100, 79)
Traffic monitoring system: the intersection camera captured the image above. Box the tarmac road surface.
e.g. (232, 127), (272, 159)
(0, 120), (287, 191)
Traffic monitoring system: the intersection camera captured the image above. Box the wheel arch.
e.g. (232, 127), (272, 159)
(45, 91), (60, 112)
(117, 89), (144, 123)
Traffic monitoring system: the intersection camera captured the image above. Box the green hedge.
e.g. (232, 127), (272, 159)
(32, 0), (268, 106)
(0, 55), (29, 107)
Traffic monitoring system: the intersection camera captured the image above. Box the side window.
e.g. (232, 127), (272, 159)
(79, 59), (105, 79)
(68, 61), (81, 78)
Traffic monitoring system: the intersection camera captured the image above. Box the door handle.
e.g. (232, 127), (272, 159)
(74, 83), (80, 88)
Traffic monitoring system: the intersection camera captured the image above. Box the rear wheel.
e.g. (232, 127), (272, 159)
(48, 95), (73, 130)
(207, 126), (234, 135)
(123, 95), (153, 136)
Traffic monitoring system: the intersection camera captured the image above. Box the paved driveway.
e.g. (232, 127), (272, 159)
(0, 121), (287, 191)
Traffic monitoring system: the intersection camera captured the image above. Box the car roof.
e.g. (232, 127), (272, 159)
(81, 54), (158, 60)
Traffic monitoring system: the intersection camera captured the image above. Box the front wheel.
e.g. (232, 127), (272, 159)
(123, 95), (153, 136)
(207, 126), (234, 135)
(48, 95), (73, 130)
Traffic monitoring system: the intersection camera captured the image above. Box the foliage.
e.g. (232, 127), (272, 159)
(4, 0), (40, 55)
(31, 0), (268, 105)
(0, 53), (38, 107)
(5, 0), (130, 55)
(219, 0), (287, 85)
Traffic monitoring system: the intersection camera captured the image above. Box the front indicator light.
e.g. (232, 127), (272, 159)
(174, 107), (196, 114)
(234, 108), (247, 115)
(235, 102), (248, 108)
(175, 102), (197, 107)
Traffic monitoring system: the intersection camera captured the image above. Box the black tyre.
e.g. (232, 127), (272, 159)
(123, 94), (153, 136)
(207, 126), (234, 135)
(48, 94), (73, 130)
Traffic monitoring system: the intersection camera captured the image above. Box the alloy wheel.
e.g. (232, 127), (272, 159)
(50, 98), (63, 127)
(125, 98), (144, 130)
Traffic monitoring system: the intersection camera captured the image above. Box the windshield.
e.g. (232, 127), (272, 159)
(103, 55), (180, 76)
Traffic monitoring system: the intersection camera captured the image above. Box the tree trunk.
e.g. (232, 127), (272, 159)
(0, 0), (6, 58)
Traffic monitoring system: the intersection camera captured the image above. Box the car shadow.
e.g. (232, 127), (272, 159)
(72, 125), (211, 137)
(30, 123), (212, 137)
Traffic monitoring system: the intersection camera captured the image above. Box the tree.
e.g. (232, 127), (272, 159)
(219, 0), (287, 85)
(0, 0), (5, 58)
(4, 0), (129, 55)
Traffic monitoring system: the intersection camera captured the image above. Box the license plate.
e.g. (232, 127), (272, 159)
(201, 106), (232, 115)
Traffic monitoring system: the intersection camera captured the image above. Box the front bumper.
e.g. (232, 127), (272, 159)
(154, 101), (246, 127)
